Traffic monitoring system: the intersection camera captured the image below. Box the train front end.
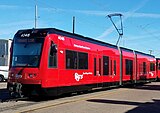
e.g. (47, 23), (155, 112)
(7, 29), (47, 97)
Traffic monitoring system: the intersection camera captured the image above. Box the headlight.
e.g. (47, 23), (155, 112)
(29, 73), (36, 78)
(15, 74), (22, 79)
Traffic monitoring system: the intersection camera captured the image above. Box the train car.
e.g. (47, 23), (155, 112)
(135, 51), (156, 82)
(7, 28), (122, 97)
(156, 58), (160, 80)
(119, 47), (136, 85)
(7, 28), (157, 97)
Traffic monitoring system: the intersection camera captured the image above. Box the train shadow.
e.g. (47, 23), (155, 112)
(0, 88), (11, 102)
(124, 82), (160, 91)
(87, 99), (160, 113)
(20, 87), (119, 102)
(26, 88), (114, 102)
(0, 88), (98, 102)
(26, 83), (160, 102)
(1, 82), (160, 102)
(0, 88), (30, 102)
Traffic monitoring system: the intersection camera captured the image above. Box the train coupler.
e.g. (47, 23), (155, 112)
(7, 83), (24, 98)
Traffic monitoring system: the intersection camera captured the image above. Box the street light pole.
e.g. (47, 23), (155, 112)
(149, 50), (153, 55)
(73, 16), (75, 34)
(35, 4), (38, 28)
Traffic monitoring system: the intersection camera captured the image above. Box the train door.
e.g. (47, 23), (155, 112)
(133, 51), (137, 83)
(47, 40), (59, 83)
(125, 59), (134, 83)
(130, 60), (134, 83)
(158, 59), (160, 80)
(156, 59), (160, 80)
(110, 57), (117, 81)
(93, 54), (103, 87)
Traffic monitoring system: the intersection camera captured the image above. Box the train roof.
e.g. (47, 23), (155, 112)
(120, 47), (134, 53)
(120, 47), (155, 58)
(51, 28), (120, 49)
(134, 50), (155, 58)
(15, 28), (155, 58)
(15, 28), (118, 49)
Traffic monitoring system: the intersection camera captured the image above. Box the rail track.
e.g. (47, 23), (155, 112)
(1, 82), (160, 113)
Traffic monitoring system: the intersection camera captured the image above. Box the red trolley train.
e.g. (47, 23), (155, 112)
(7, 28), (157, 97)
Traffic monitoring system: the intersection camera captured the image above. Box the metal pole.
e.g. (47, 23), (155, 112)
(73, 16), (75, 34)
(35, 4), (38, 28)
(34, 0), (38, 28)
(149, 50), (153, 55)
(118, 47), (123, 86)
(116, 35), (122, 46)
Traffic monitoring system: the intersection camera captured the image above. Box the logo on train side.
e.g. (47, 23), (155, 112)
(74, 73), (83, 81)
(74, 72), (93, 81)
(74, 44), (91, 50)
(149, 72), (154, 76)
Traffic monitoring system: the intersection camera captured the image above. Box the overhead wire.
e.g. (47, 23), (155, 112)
(137, 24), (160, 41)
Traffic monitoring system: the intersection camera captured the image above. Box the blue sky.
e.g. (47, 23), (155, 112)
(0, 0), (160, 57)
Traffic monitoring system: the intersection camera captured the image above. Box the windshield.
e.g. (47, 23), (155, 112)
(12, 38), (44, 67)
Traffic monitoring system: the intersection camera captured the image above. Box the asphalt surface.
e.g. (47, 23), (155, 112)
(1, 82), (160, 113)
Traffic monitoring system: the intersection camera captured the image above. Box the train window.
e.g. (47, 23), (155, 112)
(48, 41), (57, 68)
(125, 59), (133, 75)
(114, 60), (116, 75)
(66, 50), (77, 69)
(150, 63), (155, 71)
(159, 63), (160, 70)
(78, 52), (88, 69)
(66, 50), (88, 69)
(143, 62), (147, 74)
(94, 58), (96, 76)
(103, 56), (109, 75)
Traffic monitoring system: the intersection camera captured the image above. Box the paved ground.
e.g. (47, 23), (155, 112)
(1, 82), (160, 113)
(0, 82), (7, 89)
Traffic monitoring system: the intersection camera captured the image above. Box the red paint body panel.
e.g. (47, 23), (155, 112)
(121, 49), (135, 82)
(8, 68), (41, 84)
(136, 53), (156, 80)
(40, 34), (121, 88)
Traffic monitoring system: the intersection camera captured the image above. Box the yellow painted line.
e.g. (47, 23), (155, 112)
(18, 88), (127, 113)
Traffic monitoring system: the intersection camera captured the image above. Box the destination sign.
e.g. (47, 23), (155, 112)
(15, 29), (48, 38)
(15, 38), (36, 43)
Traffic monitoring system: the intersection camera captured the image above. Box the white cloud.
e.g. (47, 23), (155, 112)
(0, 20), (33, 27)
(125, 33), (160, 41)
(73, 10), (160, 19)
(97, 0), (150, 40)
(0, 20), (34, 38)
(129, 12), (160, 18)
(0, 5), (18, 9)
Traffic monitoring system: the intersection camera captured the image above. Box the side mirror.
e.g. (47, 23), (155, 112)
(51, 44), (57, 53)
